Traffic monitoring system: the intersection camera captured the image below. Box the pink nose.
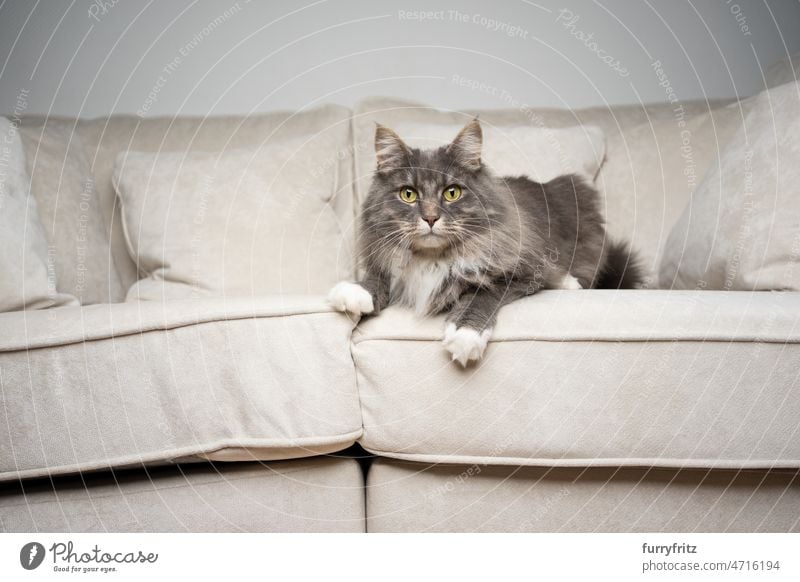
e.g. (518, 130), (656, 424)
(423, 216), (439, 227)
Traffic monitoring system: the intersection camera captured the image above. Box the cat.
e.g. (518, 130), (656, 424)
(328, 119), (643, 365)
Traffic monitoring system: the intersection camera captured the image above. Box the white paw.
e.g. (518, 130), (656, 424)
(327, 282), (374, 316)
(557, 273), (583, 290)
(442, 323), (492, 367)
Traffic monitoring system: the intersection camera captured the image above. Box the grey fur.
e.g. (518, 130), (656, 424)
(355, 119), (643, 334)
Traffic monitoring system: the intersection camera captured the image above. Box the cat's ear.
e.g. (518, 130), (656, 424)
(375, 124), (411, 173)
(448, 118), (482, 171)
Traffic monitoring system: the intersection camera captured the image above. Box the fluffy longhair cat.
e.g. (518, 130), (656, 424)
(329, 119), (643, 365)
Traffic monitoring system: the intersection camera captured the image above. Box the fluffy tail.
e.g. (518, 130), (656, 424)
(596, 239), (645, 289)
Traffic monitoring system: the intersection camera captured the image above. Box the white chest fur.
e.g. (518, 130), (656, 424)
(392, 258), (451, 316)
(390, 252), (490, 316)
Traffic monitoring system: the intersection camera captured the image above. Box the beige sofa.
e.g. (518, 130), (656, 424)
(2, 86), (799, 532)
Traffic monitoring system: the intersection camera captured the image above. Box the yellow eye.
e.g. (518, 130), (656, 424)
(399, 187), (418, 203)
(443, 185), (462, 202)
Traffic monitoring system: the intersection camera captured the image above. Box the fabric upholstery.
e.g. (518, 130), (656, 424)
(367, 459), (800, 532)
(77, 105), (357, 295)
(390, 121), (605, 183)
(114, 139), (350, 300)
(0, 458), (365, 532)
(18, 118), (124, 304)
(0, 117), (77, 312)
(0, 296), (361, 482)
(6, 95), (798, 534)
(661, 81), (800, 291)
(353, 290), (800, 469)
(598, 101), (749, 275)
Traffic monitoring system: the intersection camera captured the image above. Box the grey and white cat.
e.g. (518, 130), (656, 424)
(329, 119), (642, 365)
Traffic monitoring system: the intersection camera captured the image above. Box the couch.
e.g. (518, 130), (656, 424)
(2, 77), (799, 532)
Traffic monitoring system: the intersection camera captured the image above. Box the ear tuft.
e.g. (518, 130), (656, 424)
(375, 124), (411, 172)
(448, 118), (482, 171)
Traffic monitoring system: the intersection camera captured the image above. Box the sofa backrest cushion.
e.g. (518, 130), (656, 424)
(114, 136), (351, 300)
(597, 102), (748, 277)
(76, 104), (356, 298)
(1, 117), (79, 311)
(19, 118), (125, 304)
(765, 52), (799, 89)
(660, 81), (800, 291)
(391, 121), (606, 183)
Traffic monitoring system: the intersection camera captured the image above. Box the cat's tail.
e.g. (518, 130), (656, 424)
(596, 239), (645, 289)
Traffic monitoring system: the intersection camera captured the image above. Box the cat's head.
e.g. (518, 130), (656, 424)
(363, 119), (502, 258)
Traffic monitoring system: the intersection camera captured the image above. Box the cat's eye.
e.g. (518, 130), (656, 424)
(443, 185), (462, 202)
(399, 187), (418, 204)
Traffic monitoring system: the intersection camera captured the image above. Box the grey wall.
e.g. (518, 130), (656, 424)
(1, 0), (798, 118)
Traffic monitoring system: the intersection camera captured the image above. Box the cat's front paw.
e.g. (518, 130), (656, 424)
(327, 281), (374, 316)
(442, 323), (492, 367)
(556, 273), (583, 290)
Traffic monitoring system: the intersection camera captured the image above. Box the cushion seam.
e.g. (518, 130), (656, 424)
(1, 429), (364, 483)
(0, 309), (342, 353)
(352, 336), (800, 345)
(358, 447), (800, 470)
(0, 459), (357, 506)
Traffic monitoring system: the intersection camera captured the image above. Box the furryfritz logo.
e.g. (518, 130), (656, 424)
(20, 542), (46, 570)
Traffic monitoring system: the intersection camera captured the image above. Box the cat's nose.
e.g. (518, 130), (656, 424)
(422, 216), (439, 228)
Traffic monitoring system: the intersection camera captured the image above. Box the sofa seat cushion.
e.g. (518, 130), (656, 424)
(0, 457), (365, 532)
(353, 290), (800, 470)
(367, 459), (800, 532)
(0, 296), (361, 482)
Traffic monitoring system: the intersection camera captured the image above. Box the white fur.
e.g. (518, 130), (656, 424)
(391, 254), (489, 316)
(452, 257), (485, 279)
(327, 281), (374, 316)
(394, 259), (450, 316)
(556, 273), (583, 290)
(442, 323), (492, 366)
